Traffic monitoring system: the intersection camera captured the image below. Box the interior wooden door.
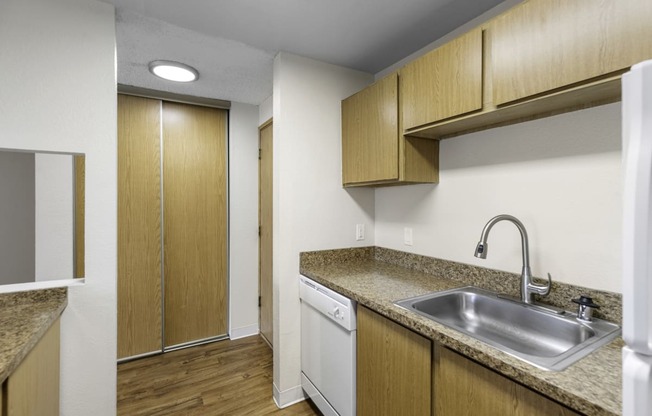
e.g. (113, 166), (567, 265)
(74, 155), (85, 278)
(117, 94), (163, 359)
(258, 120), (273, 348)
(163, 102), (228, 347)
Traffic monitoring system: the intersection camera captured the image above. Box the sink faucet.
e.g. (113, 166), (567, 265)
(474, 214), (551, 304)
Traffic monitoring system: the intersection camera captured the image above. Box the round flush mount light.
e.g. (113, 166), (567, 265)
(148, 60), (199, 82)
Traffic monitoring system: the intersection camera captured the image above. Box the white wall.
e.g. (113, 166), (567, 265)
(376, 103), (622, 293)
(35, 153), (74, 281)
(259, 95), (273, 125)
(0, 152), (35, 284)
(0, 0), (117, 415)
(272, 52), (375, 405)
(229, 102), (261, 339)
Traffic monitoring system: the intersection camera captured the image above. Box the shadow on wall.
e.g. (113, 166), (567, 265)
(440, 102), (621, 171)
(345, 187), (376, 218)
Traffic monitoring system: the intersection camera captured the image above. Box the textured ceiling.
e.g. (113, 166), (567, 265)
(105, 0), (506, 105)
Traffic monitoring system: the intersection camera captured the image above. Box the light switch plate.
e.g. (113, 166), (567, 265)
(404, 227), (413, 246)
(356, 224), (365, 241)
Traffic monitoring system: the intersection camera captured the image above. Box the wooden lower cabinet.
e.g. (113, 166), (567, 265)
(4, 319), (60, 416)
(434, 345), (580, 416)
(356, 306), (584, 416)
(357, 305), (431, 416)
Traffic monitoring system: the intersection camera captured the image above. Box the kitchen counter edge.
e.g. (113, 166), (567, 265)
(0, 287), (68, 384)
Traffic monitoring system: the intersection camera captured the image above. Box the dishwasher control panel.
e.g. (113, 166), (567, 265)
(299, 275), (356, 331)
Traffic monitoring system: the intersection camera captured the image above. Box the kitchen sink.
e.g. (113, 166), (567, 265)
(394, 286), (621, 371)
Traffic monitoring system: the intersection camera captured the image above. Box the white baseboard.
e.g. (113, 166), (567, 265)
(229, 324), (259, 340)
(273, 383), (307, 408)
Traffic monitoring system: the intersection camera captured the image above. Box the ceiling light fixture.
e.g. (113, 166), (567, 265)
(148, 60), (199, 82)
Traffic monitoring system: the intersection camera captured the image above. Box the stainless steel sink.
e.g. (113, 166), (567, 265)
(394, 286), (621, 371)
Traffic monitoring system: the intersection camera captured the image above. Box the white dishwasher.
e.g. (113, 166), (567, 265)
(299, 275), (356, 416)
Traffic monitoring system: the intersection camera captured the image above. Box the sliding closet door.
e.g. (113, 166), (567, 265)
(117, 94), (162, 359)
(163, 102), (228, 347)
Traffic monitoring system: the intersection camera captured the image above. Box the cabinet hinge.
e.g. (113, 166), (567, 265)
(258, 296), (261, 308)
(258, 148), (261, 160)
(258, 226), (261, 237)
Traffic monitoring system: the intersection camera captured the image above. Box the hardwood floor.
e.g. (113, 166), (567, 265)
(117, 335), (321, 415)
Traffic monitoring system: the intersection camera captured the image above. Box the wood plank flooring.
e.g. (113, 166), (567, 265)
(117, 335), (321, 415)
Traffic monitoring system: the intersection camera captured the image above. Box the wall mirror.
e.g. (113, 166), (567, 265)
(0, 150), (85, 285)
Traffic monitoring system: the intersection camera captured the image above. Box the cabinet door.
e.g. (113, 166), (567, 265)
(342, 74), (399, 185)
(6, 319), (60, 416)
(357, 306), (431, 416)
(434, 345), (580, 416)
(401, 28), (483, 130)
(491, 0), (652, 106)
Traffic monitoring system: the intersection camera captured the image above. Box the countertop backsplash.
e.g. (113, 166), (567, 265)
(300, 246), (622, 324)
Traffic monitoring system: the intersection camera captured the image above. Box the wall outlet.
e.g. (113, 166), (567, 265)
(404, 227), (413, 246)
(356, 224), (365, 241)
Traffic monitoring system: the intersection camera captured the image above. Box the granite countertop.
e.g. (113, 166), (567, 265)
(0, 288), (67, 384)
(300, 248), (621, 416)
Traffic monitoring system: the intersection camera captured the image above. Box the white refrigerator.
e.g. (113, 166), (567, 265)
(622, 59), (652, 416)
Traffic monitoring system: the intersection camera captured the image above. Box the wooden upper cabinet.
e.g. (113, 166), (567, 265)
(491, 0), (652, 106)
(401, 28), (483, 130)
(342, 73), (399, 185)
(341, 73), (439, 187)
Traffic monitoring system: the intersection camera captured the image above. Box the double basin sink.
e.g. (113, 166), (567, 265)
(395, 286), (620, 371)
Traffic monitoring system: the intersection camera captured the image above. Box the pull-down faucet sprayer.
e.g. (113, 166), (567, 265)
(474, 214), (551, 304)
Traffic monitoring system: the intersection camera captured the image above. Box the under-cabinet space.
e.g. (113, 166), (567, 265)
(401, 28), (483, 130)
(434, 345), (581, 416)
(490, 0), (652, 106)
(357, 305), (431, 416)
(342, 74), (438, 187)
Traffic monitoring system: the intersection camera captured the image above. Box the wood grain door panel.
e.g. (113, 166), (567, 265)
(163, 102), (228, 347)
(6, 319), (60, 416)
(401, 28), (483, 129)
(117, 94), (163, 359)
(342, 73), (399, 184)
(357, 306), (431, 415)
(259, 120), (273, 348)
(491, 0), (652, 106)
(434, 345), (580, 415)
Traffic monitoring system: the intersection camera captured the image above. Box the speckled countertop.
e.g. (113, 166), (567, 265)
(0, 288), (67, 384)
(300, 247), (622, 416)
